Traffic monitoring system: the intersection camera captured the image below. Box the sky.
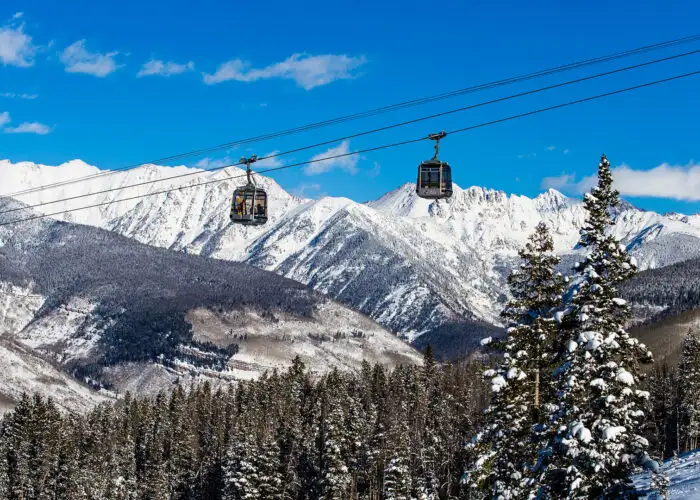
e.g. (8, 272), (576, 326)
(1, 0), (699, 214)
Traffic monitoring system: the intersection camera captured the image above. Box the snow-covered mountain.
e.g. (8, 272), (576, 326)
(4, 159), (700, 354)
(0, 196), (420, 404)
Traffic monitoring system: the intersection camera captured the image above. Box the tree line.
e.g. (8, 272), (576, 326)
(0, 354), (490, 499)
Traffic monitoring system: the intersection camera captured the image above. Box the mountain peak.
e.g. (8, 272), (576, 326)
(535, 188), (570, 210)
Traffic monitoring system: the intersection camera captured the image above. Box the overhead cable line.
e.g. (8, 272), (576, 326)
(6, 33), (700, 199)
(2, 68), (699, 228)
(2, 47), (699, 217)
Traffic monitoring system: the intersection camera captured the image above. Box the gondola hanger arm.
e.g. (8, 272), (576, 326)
(427, 131), (447, 160)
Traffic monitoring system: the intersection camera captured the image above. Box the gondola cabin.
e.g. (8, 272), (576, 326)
(230, 155), (268, 225)
(230, 184), (267, 225)
(416, 159), (452, 199)
(416, 131), (452, 199)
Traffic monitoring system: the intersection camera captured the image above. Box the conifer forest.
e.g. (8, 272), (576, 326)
(2, 156), (700, 499)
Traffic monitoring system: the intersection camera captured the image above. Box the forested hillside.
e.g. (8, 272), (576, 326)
(0, 355), (488, 499)
(622, 256), (700, 322)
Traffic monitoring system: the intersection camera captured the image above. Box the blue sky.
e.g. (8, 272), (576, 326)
(1, 0), (699, 213)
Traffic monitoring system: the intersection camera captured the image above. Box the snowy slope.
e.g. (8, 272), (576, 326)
(0, 338), (112, 415)
(3, 159), (700, 350)
(634, 449), (700, 499)
(0, 196), (420, 398)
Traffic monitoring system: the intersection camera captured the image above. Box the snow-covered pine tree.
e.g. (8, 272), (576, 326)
(539, 154), (654, 498)
(223, 384), (261, 500)
(650, 466), (670, 499)
(166, 385), (196, 497)
(416, 346), (440, 500)
(383, 400), (412, 500)
(678, 327), (700, 452)
(255, 437), (284, 498)
(466, 221), (564, 498)
(318, 370), (351, 499)
(223, 435), (260, 500)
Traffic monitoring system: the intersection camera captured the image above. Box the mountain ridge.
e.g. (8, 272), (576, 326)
(4, 159), (700, 354)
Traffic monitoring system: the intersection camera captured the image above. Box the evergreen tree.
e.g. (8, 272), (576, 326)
(650, 467), (670, 500)
(318, 371), (351, 499)
(417, 346), (440, 500)
(3, 393), (33, 499)
(255, 438), (284, 498)
(383, 400), (412, 500)
(167, 385), (196, 497)
(224, 437), (260, 500)
(678, 328), (700, 452)
(647, 363), (676, 459)
(466, 221), (564, 498)
(539, 154), (654, 498)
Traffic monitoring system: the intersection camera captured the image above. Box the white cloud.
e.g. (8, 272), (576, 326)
(256, 152), (284, 169)
(4, 121), (52, 134)
(541, 162), (700, 201)
(12, 13), (23, 20)
(367, 161), (381, 178)
(290, 183), (322, 198)
(0, 19), (37, 67)
(1, 91), (38, 99)
(304, 140), (359, 175)
(0, 111), (10, 127)
(203, 53), (367, 90)
(563, 149), (570, 155)
(545, 145), (556, 151)
(195, 152), (282, 171)
(137, 59), (194, 77)
(195, 156), (232, 169)
(541, 172), (582, 191)
(517, 152), (537, 159)
(60, 40), (121, 77)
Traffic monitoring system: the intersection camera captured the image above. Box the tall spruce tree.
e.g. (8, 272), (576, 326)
(678, 328), (700, 452)
(466, 221), (564, 498)
(539, 154), (654, 498)
(318, 371), (351, 499)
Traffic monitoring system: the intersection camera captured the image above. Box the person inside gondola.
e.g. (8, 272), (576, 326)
(256, 203), (264, 217)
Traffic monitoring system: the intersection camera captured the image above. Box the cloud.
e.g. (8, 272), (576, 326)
(304, 140), (359, 175)
(12, 13), (23, 20)
(256, 152), (284, 169)
(203, 53), (367, 89)
(367, 161), (381, 178)
(137, 59), (194, 77)
(195, 156), (232, 169)
(60, 40), (121, 77)
(541, 162), (700, 201)
(0, 111), (10, 127)
(195, 152), (282, 171)
(4, 121), (52, 134)
(517, 152), (537, 159)
(563, 149), (570, 155)
(545, 145), (556, 151)
(541, 172), (583, 191)
(290, 183), (322, 198)
(0, 18), (37, 67)
(1, 91), (38, 99)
